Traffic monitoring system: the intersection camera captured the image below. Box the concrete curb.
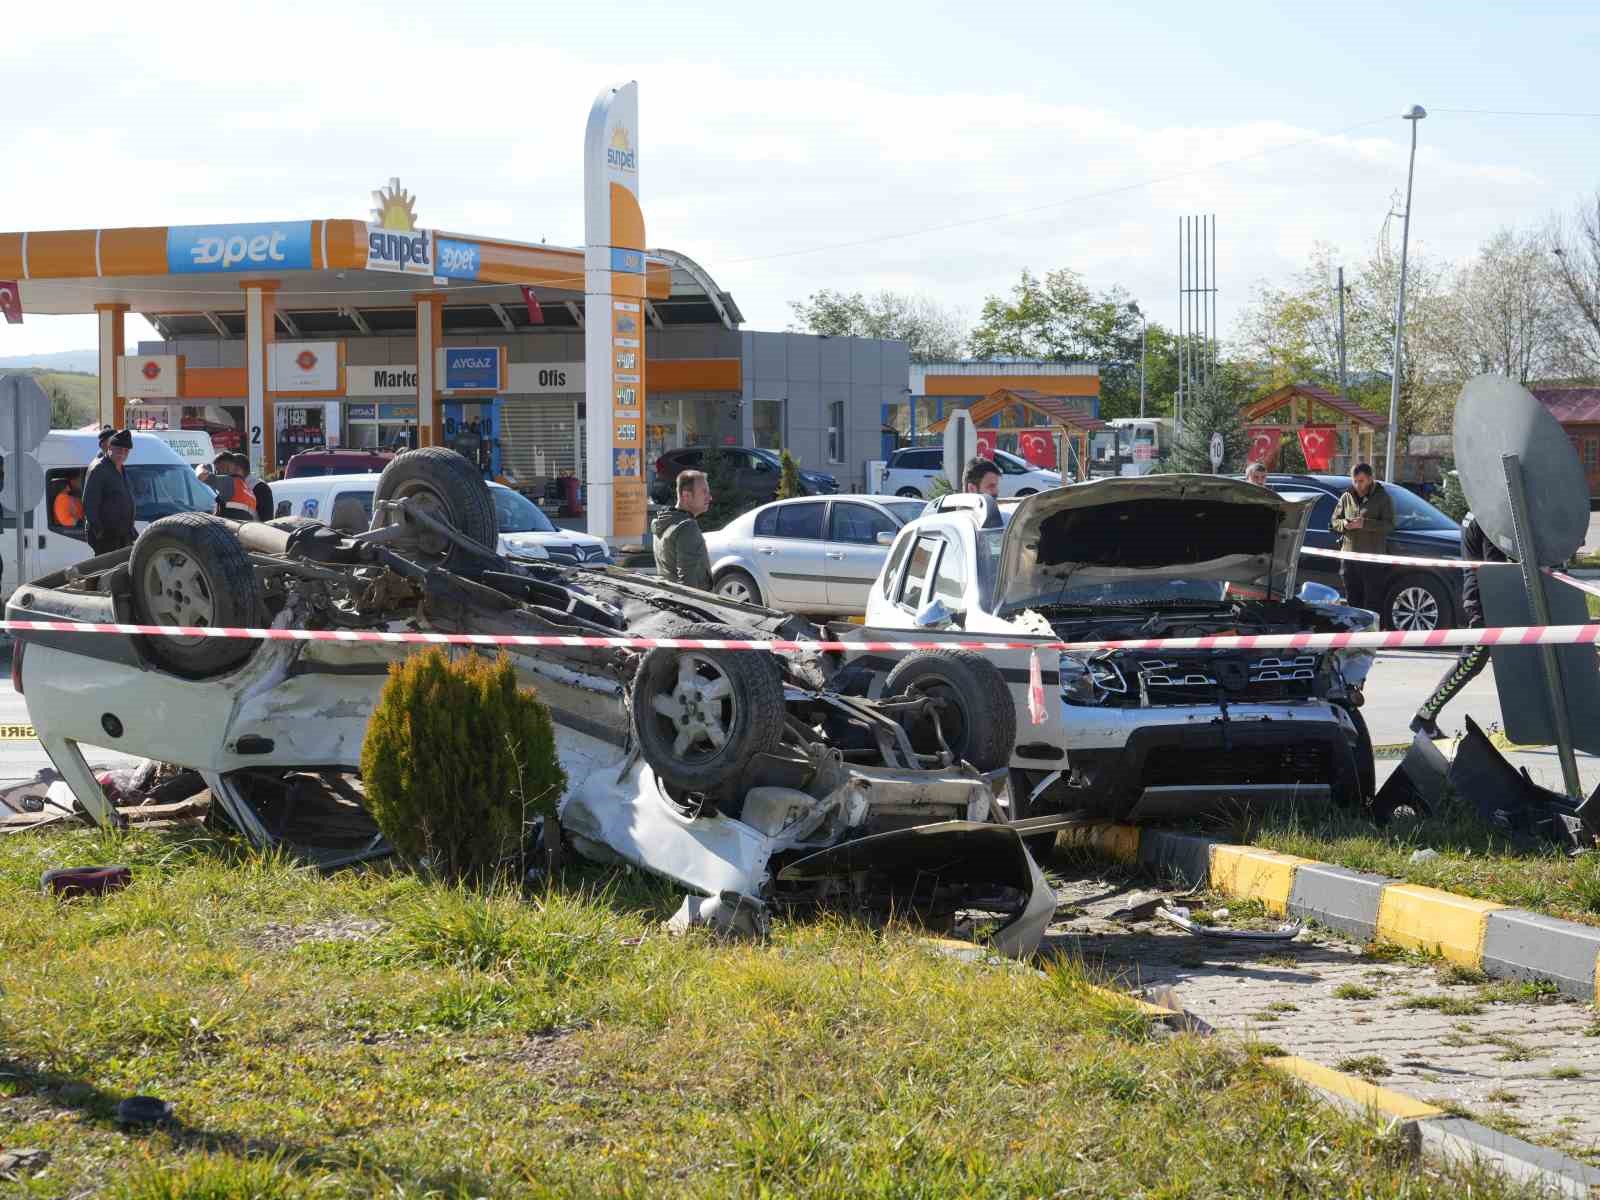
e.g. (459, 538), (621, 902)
(1057, 825), (1600, 1005)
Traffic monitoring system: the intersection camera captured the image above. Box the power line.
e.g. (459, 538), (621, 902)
(1432, 108), (1600, 118)
(722, 115), (1395, 266)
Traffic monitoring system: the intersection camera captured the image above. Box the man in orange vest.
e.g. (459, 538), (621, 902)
(212, 453), (258, 521)
(52, 471), (85, 528)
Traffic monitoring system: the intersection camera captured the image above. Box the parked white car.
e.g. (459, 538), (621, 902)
(862, 479), (1378, 823)
(269, 474), (613, 565)
(4, 429), (218, 599)
(877, 445), (1063, 499)
(702, 495), (926, 615)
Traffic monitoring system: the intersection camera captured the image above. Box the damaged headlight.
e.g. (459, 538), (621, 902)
(1059, 651), (1127, 706)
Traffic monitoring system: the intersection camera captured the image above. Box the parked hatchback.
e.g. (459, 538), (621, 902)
(878, 446), (1062, 499)
(650, 446), (839, 507)
(703, 495), (926, 615)
(1265, 473), (1463, 631)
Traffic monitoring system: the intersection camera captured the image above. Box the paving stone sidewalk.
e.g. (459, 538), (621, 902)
(1046, 872), (1600, 1166)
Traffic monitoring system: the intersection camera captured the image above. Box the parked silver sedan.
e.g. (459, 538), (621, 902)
(703, 495), (926, 615)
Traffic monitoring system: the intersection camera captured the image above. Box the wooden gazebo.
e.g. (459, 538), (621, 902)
(926, 388), (1105, 481)
(1240, 384), (1387, 474)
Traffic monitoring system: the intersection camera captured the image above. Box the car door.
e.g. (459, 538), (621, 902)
(824, 501), (899, 612)
(733, 450), (779, 505)
(1292, 489), (1342, 592)
(752, 499), (830, 611)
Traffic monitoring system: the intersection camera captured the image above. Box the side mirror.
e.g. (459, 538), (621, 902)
(914, 597), (961, 628)
(875, 530), (895, 546)
(1297, 581), (1341, 606)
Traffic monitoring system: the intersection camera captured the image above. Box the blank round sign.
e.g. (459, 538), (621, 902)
(0, 374), (53, 454)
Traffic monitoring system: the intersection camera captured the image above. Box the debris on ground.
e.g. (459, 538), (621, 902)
(1157, 905), (1304, 943)
(114, 1096), (173, 1126)
(1410, 848), (1441, 865)
(0, 1148), (49, 1180)
(40, 865), (131, 899)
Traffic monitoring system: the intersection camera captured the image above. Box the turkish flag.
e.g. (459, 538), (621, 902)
(1246, 426), (1281, 468)
(1298, 424), (1336, 472)
(520, 286), (544, 325)
(1018, 428), (1057, 468)
(975, 430), (998, 460)
(0, 281), (21, 325)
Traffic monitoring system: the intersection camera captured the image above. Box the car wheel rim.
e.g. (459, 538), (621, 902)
(144, 549), (215, 644)
(906, 682), (966, 755)
(393, 482), (453, 558)
(1392, 586), (1439, 631)
(718, 578), (752, 604)
(648, 653), (739, 762)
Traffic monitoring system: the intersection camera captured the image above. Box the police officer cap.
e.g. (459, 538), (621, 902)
(108, 429), (133, 448)
(97, 424), (115, 442)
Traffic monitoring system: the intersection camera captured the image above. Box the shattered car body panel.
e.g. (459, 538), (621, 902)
(864, 477), (1380, 821)
(8, 453), (1058, 953)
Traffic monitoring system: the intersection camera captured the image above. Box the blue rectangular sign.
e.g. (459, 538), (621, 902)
(377, 403), (418, 421)
(434, 237), (480, 281)
(347, 403), (377, 420)
(444, 347), (500, 390)
(166, 222), (314, 274)
(609, 247), (645, 274)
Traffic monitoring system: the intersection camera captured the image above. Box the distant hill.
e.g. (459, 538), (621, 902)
(0, 349), (98, 374)
(0, 367), (99, 428)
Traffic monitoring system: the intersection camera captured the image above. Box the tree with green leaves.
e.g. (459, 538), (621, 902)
(1166, 373), (1248, 475)
(775, 449), (802, 500)
(699, 446), (742, 531)
(788, 289), (968, 363)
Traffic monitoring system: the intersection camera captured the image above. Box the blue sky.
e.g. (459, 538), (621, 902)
(4, 0), (1598, 356)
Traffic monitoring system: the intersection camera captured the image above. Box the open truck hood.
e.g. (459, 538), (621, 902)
(994, 475), (1314, 612)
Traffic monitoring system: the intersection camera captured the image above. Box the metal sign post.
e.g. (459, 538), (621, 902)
(11, 382), (21, 589)
(1502, 452), (1584, 807)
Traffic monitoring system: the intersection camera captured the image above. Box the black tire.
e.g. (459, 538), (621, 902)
(713, 569), (762, 608)
(1015, 488), (1038, 497)
(895, 487), (923, 499)
(1383, 572), (1452, 632)
(371, 447), (498, 571)
(630, 622), (786, 796)
(130, 513), (264, 678)
(883, 650), (1015, 772)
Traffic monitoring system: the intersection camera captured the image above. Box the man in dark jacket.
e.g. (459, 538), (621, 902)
(1329, 462), (1395, 612)
(82, 428), (137, 555)
(1411, 513), (1508, 737)
(652, 469), (712, 591)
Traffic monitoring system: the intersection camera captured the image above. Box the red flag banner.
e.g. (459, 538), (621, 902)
(0, 281), (21, 325)
(1246, 426), (1280, 467)
(520, 286), (544, 325)
(1018, 428), (1058, 469)
(975, 430), (998, 461)
(1298, 424), (1337, 471)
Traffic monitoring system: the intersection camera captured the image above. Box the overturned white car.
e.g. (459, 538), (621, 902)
(8, 449), (1059, 954)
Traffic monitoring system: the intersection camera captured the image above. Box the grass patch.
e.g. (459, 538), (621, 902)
(1398, 993), (1485, 1016)
(1336, 1055), (1389, 1080)
(1550, 1066), (1583, 1080)
(1333, 983), (1378, 1000)
(1251, 796), (1600, 927)
(0, 826), (1549, 1198)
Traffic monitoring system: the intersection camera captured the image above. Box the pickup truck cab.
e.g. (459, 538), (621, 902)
(878, 445), (1062, 499)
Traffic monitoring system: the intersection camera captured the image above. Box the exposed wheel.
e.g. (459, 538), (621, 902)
(1384, 573), (1451, 632)
(713, 569), (762, 607)
(630, 622), (786, 797)
(1015, 488), (1037, 497)
(884, 650), (1015, 772)
(130, 513), (264, 677)
(370, 447), (498, 571)
(895, 487), (923, 499)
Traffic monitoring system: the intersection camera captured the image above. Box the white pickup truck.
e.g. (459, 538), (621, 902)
(877, 446), (1062, 499)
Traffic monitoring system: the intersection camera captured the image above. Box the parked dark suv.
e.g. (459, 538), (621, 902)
(650, 446), (839, 507)
(1267, 473), (1463, 631)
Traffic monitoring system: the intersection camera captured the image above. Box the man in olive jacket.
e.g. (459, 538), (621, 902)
(1329, 462), (1395, 612)
(652, 469), (713, 591)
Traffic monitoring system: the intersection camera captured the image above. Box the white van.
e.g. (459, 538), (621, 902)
(2, 430), (220, 598)
(149, 428), (217, 471)
(268, 473), (614, 565)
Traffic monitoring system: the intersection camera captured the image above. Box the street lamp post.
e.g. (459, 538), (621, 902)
(1128, 301), (1148, 419)
(1384, 105), (1426, 481)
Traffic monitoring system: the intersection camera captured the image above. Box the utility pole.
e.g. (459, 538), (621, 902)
(1139, 318), (1148, 419)
(1336, 266), (1350, 403)
(1384, 105), (1426, 481)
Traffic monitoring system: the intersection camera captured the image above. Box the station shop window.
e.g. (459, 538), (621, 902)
(827, 401), (845, 463)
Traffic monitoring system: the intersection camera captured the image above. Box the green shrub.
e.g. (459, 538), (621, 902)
(361, 648), (566, 883)
(776, 448), (802, 500)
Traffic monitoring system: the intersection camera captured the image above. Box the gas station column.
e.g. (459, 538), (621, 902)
(414, 291), (444, 448)
(241, 280), (279, 475)
(94, 302), (127, 428)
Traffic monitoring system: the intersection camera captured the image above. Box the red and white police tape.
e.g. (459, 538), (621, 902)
(3, 617), (1599, 656)
(1299, 544), (1600, 599)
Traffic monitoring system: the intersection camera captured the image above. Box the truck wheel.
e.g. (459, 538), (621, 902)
(130, 513), (264, 677)
(895, 487), (923, 499)
(630, 622), (786, 796)
(884, 650), (1015, 772)
(371, 447), (498, 571)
